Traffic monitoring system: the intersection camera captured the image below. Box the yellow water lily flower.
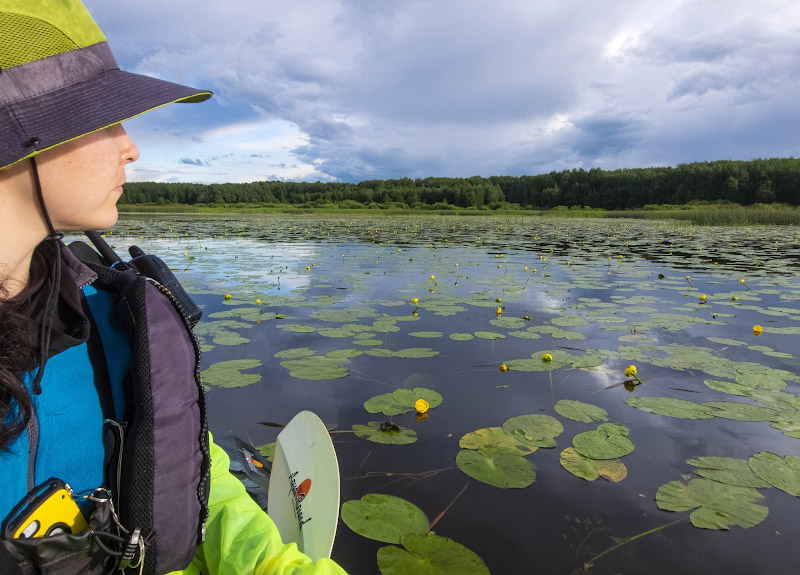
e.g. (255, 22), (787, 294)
(496, 298), (502, 303)
(415, 398), (430, 414)
(411, 298), (419, 304)
(500, 364), (508, 372)
(496, 307), (502, 315)
(753, 325), (763, 336)
(542, 353), (553, 362)
(224, 294), (232, 301)
(624, 364), (637, 377)
(699, 294), (707, 301)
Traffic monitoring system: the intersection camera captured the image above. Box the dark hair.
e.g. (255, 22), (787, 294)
(0, 290), (34, 451)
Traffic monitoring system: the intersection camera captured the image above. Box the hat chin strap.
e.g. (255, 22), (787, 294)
(29, 157), (63, 395)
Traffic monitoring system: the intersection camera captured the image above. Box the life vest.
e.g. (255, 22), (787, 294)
(1, 244), (211, 575)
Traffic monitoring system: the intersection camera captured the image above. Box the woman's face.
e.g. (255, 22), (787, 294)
(35, 124), (140, 231)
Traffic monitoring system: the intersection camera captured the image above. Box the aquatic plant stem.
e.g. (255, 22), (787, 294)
(428, 483), (469, 532)
(580, 516), (686, 572)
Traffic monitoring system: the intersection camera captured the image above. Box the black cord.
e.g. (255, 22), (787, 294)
(29, 157), (63, 395)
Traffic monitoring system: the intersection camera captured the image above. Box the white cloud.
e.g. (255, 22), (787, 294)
(85, 0), (800, 183)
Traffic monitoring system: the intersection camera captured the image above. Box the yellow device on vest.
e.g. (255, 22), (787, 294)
(2, 478), (89, 539)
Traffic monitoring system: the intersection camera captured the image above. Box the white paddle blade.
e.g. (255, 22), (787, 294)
(267, 411), (340, 561)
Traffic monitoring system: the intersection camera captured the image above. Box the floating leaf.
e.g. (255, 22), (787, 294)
(364, 393), (414, 416)
(625, 397), (715, 419)
(686, 457), (771, 488)
(554, 400), (609, 423)
(366, 348), (440, 358)
(341, 494), (428, 543)
(408, 331), (443, 338)
(502, 414), (563, 448)
(449, 333), (474, 341)
(353, 422), (418, 445)
(474, 331), (506, 340)
(458, 427), (536, 454)
(703, 379), (751, 397)
(572, 423), (634, 459)
(325, 349), (363, 359)
(456, 446), (536, 488)
(393, 387), (443, 409)
(280, 356), (349, 380)
(281, 324), (317, 333)
(656, 478), (768, 530)
(200, 359), (262, 388)
(560, 447), (627, 482)
(703, 401), (780, 422)
(256, 442), (275, 463)
(274, 347), (316, 359)
(748, 452), (800, 496)
(377, 533), (490, 575)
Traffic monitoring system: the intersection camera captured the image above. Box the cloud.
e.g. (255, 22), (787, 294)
(84, 0), (800, 183)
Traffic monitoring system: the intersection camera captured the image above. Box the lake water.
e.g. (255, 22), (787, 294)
(81, 214), (800, 574)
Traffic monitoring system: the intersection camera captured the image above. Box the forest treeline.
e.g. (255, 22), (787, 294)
(122, 158), (800, 210)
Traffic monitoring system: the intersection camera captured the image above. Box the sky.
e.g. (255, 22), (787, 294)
(83, 0), (800, 185)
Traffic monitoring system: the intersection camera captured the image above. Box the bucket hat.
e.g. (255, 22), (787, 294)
(0, 0), (212, 170)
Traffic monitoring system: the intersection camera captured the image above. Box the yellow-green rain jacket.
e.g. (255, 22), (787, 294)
(168, 437), (348, 575)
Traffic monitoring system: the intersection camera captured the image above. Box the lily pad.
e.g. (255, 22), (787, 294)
(408, 331), (444, 338)
(560, 447), (627, 482)
(554, 400), (609, 423)
(572, 423), (634, 459)
(686, 456), (771, 488)
(501, 414), (563, 448)
(353, 422), (418, 445)
(748, 452), (800, 496)
(341, 494), (428, 543)
(366, 348), (440, 358)
(625, 397), (715, 419)
(393, 387), (443, 409)
(280, 356), (349, 380)
(703, 379), (752, 397)
(474, 331), (506, 340)
(459, 427), (536, 454)
(256, 442), (275, 462)
(200, 359), (262, 388)
(364, 393), (415, 416)
(456, 446), (536, 488)
(449, 333), (474, 341)
(656, 478), (768, 530)
(703, 401), (780, 422)
(377, 533), (490, 575)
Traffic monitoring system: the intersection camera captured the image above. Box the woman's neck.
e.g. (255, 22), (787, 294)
(0, 161), (50, 299)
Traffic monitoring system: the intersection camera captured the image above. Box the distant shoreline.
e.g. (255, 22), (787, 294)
(117, 202), (800, 226)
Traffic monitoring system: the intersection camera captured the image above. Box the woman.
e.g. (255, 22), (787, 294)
(0, 1), (347, 574)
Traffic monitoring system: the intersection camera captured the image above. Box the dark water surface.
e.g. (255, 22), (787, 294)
(86, 214), (800, 574)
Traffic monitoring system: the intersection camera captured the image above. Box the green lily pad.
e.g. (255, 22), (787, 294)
(449, 333), (474, 341)
(200, 359), (262, 388)
(280, 356), (349, 380)
(274, 347), (316, 359)
(703, 401), (780, 422)
(377, 533), (490, 575)
(656, 478), (768, 530)
(393, 387), (443, 409)
(704, 380), (752, 397)
(341, 494), (428, 543)
(458, 427), (536, 454)
(325, 349), (363, 360)
(456, 446), (536, 488)
(365, 348), (440, 358)
(625, 397), (715, 419)
(572, 423), (634, 459)
(408, 331), (443, 338)
(474, 331), (506, 340)
(554, 400), (609, 423)
(748, 452), (800, 496)
(281, 324), (317, 333)
(364, 393), (415, 416)
(353, 422), (418, 445)
(501, 414), (563, 448)
(256, 442), (275, 463)
(560, 447), (627, 482)
(686, 457), (771, 488)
